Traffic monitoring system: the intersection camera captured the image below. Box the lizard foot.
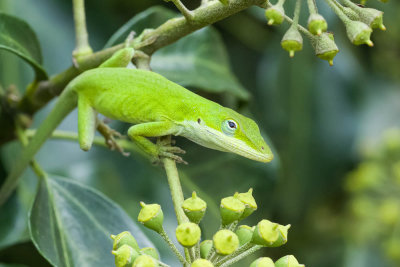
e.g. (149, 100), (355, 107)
(97, 121), (129, 156)
(156, 139), (187, 164)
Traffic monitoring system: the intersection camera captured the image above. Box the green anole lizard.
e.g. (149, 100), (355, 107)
(0, 47), (273, 205)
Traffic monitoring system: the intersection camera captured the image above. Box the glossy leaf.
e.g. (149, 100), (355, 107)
(105, 6), (249, 100)
(0, 12), (47, 80)
(29, 175), (154, 267)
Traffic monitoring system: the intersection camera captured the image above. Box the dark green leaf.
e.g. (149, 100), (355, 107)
(105, 6), (249, 100)
(29, 175), (154, 267)
(0, 12), (47, 80)
(0, 264), (28, 267)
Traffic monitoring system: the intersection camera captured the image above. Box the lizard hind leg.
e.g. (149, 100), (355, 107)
(78, 96), (97, 151)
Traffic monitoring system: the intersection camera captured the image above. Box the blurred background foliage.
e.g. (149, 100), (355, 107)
(0, 0), (399, 266)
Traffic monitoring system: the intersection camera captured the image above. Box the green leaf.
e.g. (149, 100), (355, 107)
(0, 264), (28, 267)
(0, 12), (47, 80)
(29, 175), (154, 267)
(151, 27), (250, 100)
(105, 6), (249, 100)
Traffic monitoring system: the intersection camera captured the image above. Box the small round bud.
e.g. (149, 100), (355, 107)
(176, 222), (201, 248)
(252, 220), (290, 247)
(235, 225), (254, 246)
(110, 231), (140, 251)
(213, 229), (239, 255)
(265, 5), (285, 26)
(191, 259), (214, 267)
(344, 20), (373, 46)
(220, 196), (245, 225)
(250, 257), (275, 267)
(235, 188), (257, 219)
(182, 192), (207, 224)
(133, 254), (158, 267)
(311, 32), (339, 66)
(138, 202), (164, 233)
(359, 8), (386, 30)
(308, 14), (328, 35)
(275, 255), (304, 267)
(281, 26), (303, 58)
(200, 240), (213, 259)
(140, 247), (159, 260)
(111, 244), (139, 267)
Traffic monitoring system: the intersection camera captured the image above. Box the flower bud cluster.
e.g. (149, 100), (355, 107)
(343, 128), (400, 264)
(111, 189), (304, 267)
(263, 0), (388, 65)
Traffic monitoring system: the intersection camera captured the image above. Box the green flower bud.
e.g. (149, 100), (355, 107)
(191, 259), (214, 267)
(311, 32), (339, 66)
(308, 13), (328, 35)
(182, 191), (207, 224)
(281, 26), (303, 58)
(275, 255), (304, 267)
(140, 247), (159, 260)
(235, 225), (254, 246)
(213, 229), (239, 255)
(252, 220), (290, 247)
(133, 254), (158, 267)
(344, 20), (373, 46)
(342, 0), (386, 30)
(265, 5), (285, 25)
(250, 257), (275, 267)
(176, 222), (201, 247)
(235, 188), (257, 219)
(200, 240), (213, 258)
(110, 231), (140, 251)
(112, 244), (139, 267)
(138, 202), (164, 233)
(220, 196), (245, 225)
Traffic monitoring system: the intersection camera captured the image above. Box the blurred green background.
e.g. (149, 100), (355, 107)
(1, 0), (400, 266)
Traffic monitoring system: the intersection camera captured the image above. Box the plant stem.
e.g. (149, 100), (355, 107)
(72, 0), (92, 58)
(160, 230), (188, 266)
(170, 0), (194, 20)
(15, 124), (47, 180)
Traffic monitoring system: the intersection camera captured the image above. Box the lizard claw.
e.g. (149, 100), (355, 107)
(97, 121), (127, 156)
(156, 139), (187, 164)
(159, 151), (188, 165)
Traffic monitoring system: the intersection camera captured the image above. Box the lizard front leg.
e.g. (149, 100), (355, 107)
(127, 121), (187, 164)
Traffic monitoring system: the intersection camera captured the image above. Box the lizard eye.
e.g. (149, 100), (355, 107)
(222, 119), (238, 136)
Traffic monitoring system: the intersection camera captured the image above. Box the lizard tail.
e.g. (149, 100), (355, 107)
(0, 86), (77, 206)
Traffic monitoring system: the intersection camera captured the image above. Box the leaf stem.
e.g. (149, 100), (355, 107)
(72, 0), (92, 58)
(169, 0), (194, 21)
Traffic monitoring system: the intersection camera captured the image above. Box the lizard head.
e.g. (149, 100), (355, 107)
(183, 107), (273, 163)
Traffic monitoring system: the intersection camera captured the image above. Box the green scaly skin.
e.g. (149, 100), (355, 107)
(0, 48), (273, 206)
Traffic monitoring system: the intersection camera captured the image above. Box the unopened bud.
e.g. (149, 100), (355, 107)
(250, 257), (275, 267)
(235, 188), (257, 219)
(311, 32), (339, 66)
(200, 240), (213, 259)
(281, 26), (303, 58)
(111, 244), (139, 267)
(308, 13), (328, 35)
(176, 222), (201, 248)
(182, 192), (207, 224)
(265, 4), (285, 25)
(275, 255), (304, 267)
(213, 229), (239, 255)
(138, 202), (164, 233)
(191, 259), (214, 267)
(235, 225), (254, 246)
(110, 231), (140, 251)
(220, 196), (245, 225)
(133, 254), (158, 267)
(345, 20), (373, 46)
(252, 220), (290, 247)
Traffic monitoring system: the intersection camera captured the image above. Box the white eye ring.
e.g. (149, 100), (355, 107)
(222, 119), (238, 136)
